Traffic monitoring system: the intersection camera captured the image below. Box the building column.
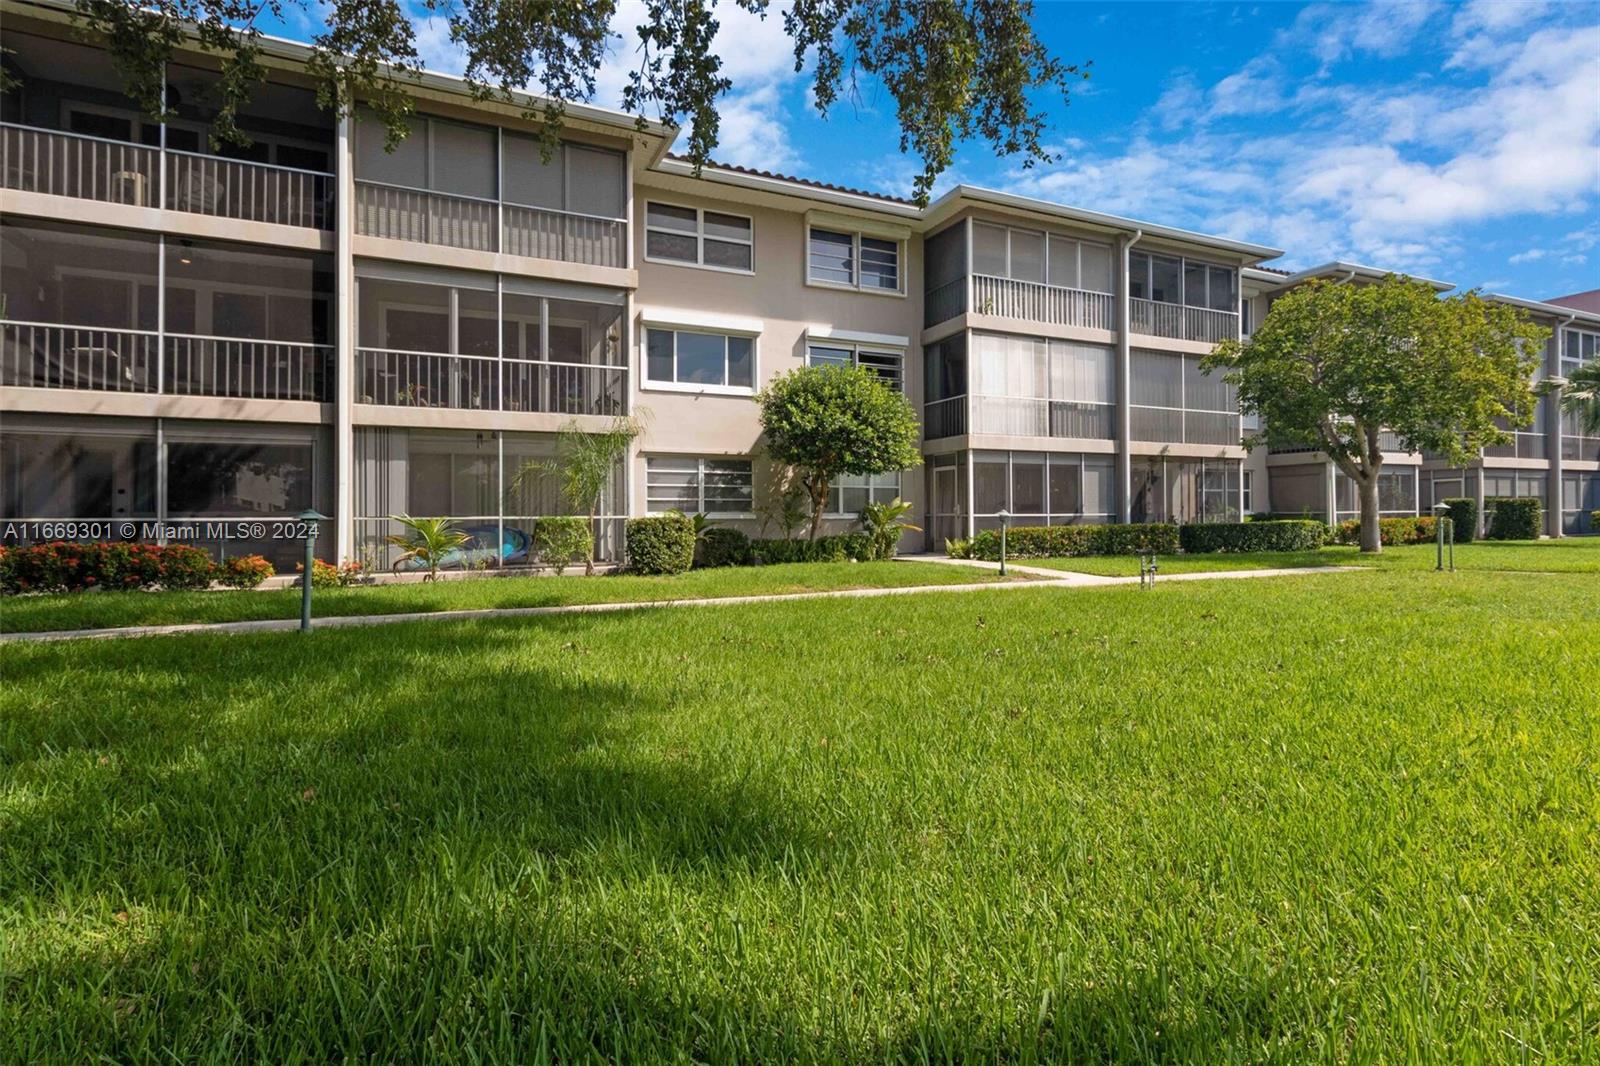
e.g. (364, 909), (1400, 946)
(1115, 235), (1135, 523)
(334, 112), (356, 561)
(1325, 462), (1338, 526)
(1547, 330), (1565, 537)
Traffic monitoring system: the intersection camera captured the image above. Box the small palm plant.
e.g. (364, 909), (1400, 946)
(385, 515), (470, 582)
(1562, 360), (1600, 436)
(859, 496), (922, 559)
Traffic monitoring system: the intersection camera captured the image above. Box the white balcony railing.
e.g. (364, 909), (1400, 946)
(164, 334), (333, 402)
(166, 149), (333, 229)
(1130, 298), (1240, 344)
(357, 348), (627, 416)
(1, 123), (334, 229)
(355, 182), (628, 267)
(2, 321), (332, 400)
(972, 275), (1115, 331)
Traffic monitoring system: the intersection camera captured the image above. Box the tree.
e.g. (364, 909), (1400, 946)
(384, 514), (469, 581)
(757, 365), (922, 540)
(509, 415), (640, 576)
(57, 0), (1086, 205)
(1203, 276), (1546, 553)
(1560, 360), (1600, 436)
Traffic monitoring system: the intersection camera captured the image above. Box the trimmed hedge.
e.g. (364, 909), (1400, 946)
(0, 541), (280, 594)
(1333, 516), (1437, 546)
(751, 533), (878, 564)
(1486, 496), (1542, 541)
(1179, 520), (1327, 554)
(967, 523), (1179, 561)
(1592, 509), (1600, 532)
(1442, 497), (1477, 543)
(699, 528), (753, 567)
(625, 514), (696, 575)
(532, 516), (591, 575)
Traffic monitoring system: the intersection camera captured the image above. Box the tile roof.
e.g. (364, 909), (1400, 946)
(662, 153), (916, 206)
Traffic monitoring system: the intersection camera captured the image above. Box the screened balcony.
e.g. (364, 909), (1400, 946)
(1, 32), (335, 229)
(1, 218), (334, 402)
(355, 271), (626, 416)
(1128, 252), (1240, 344)
(1129, 348), (1242, 446)
(353, 113), (627, 267)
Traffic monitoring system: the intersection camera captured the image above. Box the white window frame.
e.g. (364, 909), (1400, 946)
(645, 456), (754, 517)
(644, 201), (754, 275)
(824, 471), (903, 517)
(805, 342), (905, 393)
(805, 226), (905, 297)
(642, 326), (759, 396)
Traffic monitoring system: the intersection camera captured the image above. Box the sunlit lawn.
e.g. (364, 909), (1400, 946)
(1027, 537), (1600, 576)
(2, 569), (1595, 1060)
(0, 560), (1020, 634)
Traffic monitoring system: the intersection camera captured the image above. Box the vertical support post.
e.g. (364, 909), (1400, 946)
(1547, 327), (1566, 537)
(1115, 234), (1135, 523)
(154, 417), (167, 546)
(334, 112), (356, 563)
(156, 235), (166, 395)
(964, 447), (975, 540)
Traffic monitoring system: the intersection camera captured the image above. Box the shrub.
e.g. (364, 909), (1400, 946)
(944, 537), (972, 560)
(1485, 497), (1542, 541)
(218, 554), (275, 589)
(626, 514), (696, 575)
(533, 516), (592, 576)
(155, 545), (218, 590)
(1592, 509), (1600, 532)
(1442, 497), (1477, 543)
(1332, 516), (1437, 546)
(699, 527), (752, 567)
(1179, 520), (1327, 554)
(86, 542), (165, 590)
(750, 533), (878, 564)
(967, 523), (1179, 561)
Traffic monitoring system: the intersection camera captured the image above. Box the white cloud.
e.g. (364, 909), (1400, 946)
(1509, 249), (1547, 264)
(411, 11), (465, 76)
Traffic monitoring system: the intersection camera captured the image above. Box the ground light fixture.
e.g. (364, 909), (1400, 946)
(1432, 502), (1456, 572)
(298, 509), (329, 631)
(996, 509), (1011, 576)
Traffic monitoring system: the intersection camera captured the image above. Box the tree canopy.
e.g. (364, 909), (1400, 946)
(60, 0), (1086, 204)
(1203, 275), (1545, 551)
(757, 365), (922, 539)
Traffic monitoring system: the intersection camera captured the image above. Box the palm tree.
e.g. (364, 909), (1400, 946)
(1561, 360), (1600, 436)
(859, 496), (923, 558)
(508, 415), (644, 576)
(385, 515), (470, 582)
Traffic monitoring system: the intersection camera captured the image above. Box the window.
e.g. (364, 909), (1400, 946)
(827, 472), (902, 516)
(645, 202), (753, 272)
(974, 222), (1113, 293)
(644, 328), (755, 392)
(808, 227), (902, 293)
(807, 343), (904, 392)
(1131, 252), (1236, 309)
(969, 450), (1117, 525)
(646, 457), (754, 514)
(1242, 470), (1254, 514)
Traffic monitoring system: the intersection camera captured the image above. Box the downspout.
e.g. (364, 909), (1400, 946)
(1117, 229), (1142, 524)
(1548, 312), (1575, 537)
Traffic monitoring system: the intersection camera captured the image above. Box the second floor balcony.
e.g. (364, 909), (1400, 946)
(971, 274), (1115, 331)
(1129, 297), (1239, 345)
(353, 181), (625, 267)
(355, 348), (626, 417)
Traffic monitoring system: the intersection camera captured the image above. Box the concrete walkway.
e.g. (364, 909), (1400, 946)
(1, 561), (1363, 644)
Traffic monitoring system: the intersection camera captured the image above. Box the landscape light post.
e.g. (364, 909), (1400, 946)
(299, 509), (329, 632)
(1432, 503), (1454, 572)
(997, 509), (1011, 576)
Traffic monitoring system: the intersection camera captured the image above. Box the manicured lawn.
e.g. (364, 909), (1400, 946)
(0, 560), (1017, 634)
(1029, 537), (1600, 576)
(2, 570), (1595, 1060)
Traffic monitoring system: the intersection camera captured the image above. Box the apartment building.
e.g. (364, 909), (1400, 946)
(2, 2), (1594, 571)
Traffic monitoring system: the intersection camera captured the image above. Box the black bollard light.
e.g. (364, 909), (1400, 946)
(299, 508), (329, 632)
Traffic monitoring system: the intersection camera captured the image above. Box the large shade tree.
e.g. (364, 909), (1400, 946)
(56, 0), (1087, 204)
(758, 365), (922, 540)
(1203, 276), (1546, 552)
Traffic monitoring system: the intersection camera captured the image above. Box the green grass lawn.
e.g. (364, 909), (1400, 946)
(1029, 537), (1600, 577)
(2, 570), (1595, 1060)
(0, 560), (1018, 634)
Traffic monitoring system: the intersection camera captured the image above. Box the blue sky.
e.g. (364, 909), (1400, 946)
(272, 0), (1599, 299)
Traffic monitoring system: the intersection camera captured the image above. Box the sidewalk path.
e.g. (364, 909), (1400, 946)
(1, 564), (1359, 644)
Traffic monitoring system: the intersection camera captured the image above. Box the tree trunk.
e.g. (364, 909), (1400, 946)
(585, 503), (597, 576)
(807, 479), (828, 542)
(1358, 473), (1382, 554)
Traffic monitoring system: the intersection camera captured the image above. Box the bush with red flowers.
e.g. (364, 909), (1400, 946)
(217, 554), (275, 589)
(0, 541), (231, 594)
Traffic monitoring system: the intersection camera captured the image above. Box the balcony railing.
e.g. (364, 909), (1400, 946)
(971, 396), (1115, 440)
(2, 321), (332, 401)
(166, 149), (333, 229)
(923, 395), (967, 439)
(355, 181), (627, 266)
(924, 277), (967, 328)
(972, 275), (1115, 331)
(164, 334), (332, 402)
(357, 348), (626, 416)
(1131, 405), (1241, 446)
(1130, 298), (1239, 344)
(1, 123), (334, 229)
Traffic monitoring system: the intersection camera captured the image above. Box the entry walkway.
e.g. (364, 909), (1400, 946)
(2, 562), (1360, 644)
